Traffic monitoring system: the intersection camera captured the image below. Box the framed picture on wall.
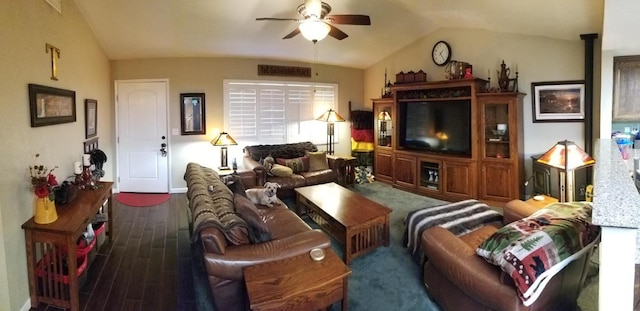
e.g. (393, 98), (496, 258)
(28, 84), (76, 127)
(85, 99), (97, 139)
(180, 93), (206, 135)
(531, 80), (585, 122)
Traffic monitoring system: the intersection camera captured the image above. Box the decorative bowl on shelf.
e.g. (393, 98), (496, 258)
(491, 129), (506, 136)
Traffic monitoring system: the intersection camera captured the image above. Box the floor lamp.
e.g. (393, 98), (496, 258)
(536, 140), (595, 202)
(316, 109), (345, 155)
(211, 132), (237, 170)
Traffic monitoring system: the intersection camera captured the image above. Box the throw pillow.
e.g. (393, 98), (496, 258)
(221, 174), (247, 198)
(306, 151), (329, 171)
(270, 164), (293, 177)
(276, 156), (309, 173)
(233, 194), (272, 243)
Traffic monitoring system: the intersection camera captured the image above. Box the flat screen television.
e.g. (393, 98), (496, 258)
(398, 100), (471, 156)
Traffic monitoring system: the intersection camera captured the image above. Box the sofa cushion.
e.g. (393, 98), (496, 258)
(277, 156), (309, 173)
(245, 142), (318, 161)
(270, 164), (293, 177)
(299, 169), (336, 186)
(306, 151), (329, 171)
(233, 194), (272, 243)
(476, 202), (600, 305)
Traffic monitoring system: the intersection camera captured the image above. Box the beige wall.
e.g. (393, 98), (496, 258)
(0, 1), (112, 310)
(111, 58), (363, 191)
(364, 27), (601, 180)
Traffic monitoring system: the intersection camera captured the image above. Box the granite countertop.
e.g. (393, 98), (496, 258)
(592, 138), (640, 229)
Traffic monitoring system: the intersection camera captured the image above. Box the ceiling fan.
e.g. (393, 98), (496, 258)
(256, 0), (371, 42)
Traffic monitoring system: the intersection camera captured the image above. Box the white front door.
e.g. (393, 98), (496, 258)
(115, 80), (169, 193)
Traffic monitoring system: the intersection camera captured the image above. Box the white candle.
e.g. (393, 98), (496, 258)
(74, 161), (82, 174)
(83, 154), (91, 166)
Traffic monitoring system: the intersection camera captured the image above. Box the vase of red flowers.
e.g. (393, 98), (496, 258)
(29, 154), (59, 224)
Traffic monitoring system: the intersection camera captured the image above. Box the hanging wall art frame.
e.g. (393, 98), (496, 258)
(28, 84), (76, 127)
(531, 80), (585, 122)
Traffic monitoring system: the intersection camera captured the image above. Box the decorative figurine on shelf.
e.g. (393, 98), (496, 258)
(497, 60), (519, 92)
(382, 69), (393, 98)
(498, 60), (510, 91)
(463, 67), (474, 79)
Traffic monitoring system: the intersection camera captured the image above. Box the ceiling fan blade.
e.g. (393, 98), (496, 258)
(328, 25), (348, 40)
(283, 28), (301, 39)
(256, 17), (299, 21)
(326, 14), (371, 25)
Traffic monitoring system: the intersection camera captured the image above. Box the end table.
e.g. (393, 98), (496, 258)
(243, 248), (351, 311)
(525, 194), (559, 209)
(327, 155), (356, 187)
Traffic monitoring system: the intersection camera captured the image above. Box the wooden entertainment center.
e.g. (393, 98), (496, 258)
(373, 79), (525, 205)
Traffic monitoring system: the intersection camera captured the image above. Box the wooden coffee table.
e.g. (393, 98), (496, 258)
(295, 183), (392, 264)
(243, 248), (351, 311)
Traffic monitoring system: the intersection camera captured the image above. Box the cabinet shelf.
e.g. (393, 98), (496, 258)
(486, 140), (509, 143)
(398, 96), (472, 102)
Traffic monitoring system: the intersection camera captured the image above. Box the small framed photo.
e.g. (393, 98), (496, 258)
(85, 99), (97, 139)
(28, 84), (76, 127)
(180, 93), (206, 135)
(531, 81), (585, 122)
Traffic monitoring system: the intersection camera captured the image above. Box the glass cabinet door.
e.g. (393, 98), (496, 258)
(483, 103), (510, 158)
(375, 101), (393, 148)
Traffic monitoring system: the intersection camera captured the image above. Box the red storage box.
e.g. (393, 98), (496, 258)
(92, 221), (105, 236)
(36, 251), (88, 284)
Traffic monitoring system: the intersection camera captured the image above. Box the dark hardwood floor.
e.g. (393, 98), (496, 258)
(32, 193), (194, 311)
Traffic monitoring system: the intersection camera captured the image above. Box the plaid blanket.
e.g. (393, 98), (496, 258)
(403, 199), (503, 262)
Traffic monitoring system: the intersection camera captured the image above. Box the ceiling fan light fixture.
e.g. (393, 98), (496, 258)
(299, 19), (330, 42)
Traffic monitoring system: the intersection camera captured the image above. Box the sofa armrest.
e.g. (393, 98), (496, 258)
(421, 226), (518, 310)
(503, 199), (541, 224)
(202, 230), (331, 281)
(232, 169), (260, 189)
(243, 155), (267, 186)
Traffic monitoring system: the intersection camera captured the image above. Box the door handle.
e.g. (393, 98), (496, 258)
(160, 143), (167, 157)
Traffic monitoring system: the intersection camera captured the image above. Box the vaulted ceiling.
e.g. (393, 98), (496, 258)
(74, 0), (604, 69)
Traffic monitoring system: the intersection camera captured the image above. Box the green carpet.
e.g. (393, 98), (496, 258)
(190, 181), (599, 310)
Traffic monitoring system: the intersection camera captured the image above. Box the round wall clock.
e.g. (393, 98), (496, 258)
(432, 41), (452, 66)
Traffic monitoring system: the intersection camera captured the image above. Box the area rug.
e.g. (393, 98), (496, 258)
(116, 192), (170, 207)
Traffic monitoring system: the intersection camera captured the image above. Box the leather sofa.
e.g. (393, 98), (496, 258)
(243, 141), (343, 198)
(420, 199), (600, 311)
(184, 163), (330, 311)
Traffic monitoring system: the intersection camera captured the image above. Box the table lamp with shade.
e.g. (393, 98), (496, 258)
(211, 132), (237, 170)
(316, 109), (345, 155)
(536, 140), (595, 202)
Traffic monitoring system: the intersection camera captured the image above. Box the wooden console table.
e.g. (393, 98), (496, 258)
(22, 182), (113, 311)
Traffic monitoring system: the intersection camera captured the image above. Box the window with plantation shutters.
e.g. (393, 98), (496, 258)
(224, 80), (338, 146)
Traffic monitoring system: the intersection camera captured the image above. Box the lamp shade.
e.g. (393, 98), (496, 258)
(299, 19), (331, 42)
(537, 140), (594, 171)
(378, 111), (391, 121)
(316, 109), (345, 123)
(210, 132), (238, 146)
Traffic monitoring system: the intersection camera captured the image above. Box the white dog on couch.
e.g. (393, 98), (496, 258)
(246, 182), (281, 207)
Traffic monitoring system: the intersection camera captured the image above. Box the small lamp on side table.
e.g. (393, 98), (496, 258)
(211, 132), (238, 170)
(316, 109), (345, 155)
(537, 140), (595, 202)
